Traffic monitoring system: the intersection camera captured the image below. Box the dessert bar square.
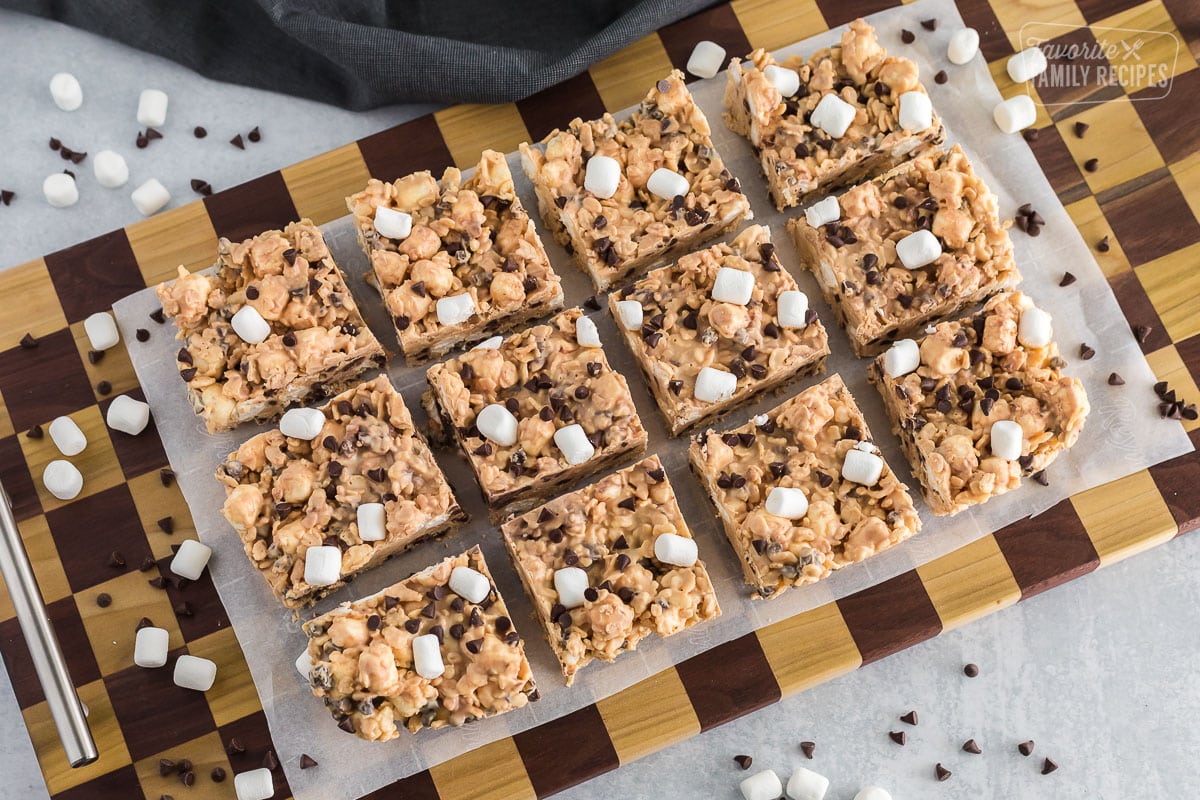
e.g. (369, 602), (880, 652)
(867, 291), (1089, 516)
(157, 219), (386, 432)
(520, 70), (752, 290)
(724, 18), (945, 210)
(787, 145), (1019, 357)
(302, 546), (537, 740)
(500, 455), (720, 684)
(217, 375), (466, 607)
(689, 374), (921, 598)
(610, 224), (830, 436)
(347, 150), (564, 364)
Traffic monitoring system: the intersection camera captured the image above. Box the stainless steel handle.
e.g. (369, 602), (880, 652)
(0, 483), (97, 768)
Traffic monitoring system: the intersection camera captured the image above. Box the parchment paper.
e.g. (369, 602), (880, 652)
(113, 0), (1193, 795)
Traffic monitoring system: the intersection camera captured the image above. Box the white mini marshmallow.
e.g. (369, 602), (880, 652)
(653, 532), (698, 567)
(412, 634), (444, 679)
(279, 407), (326, 440)
(1018, 306), (1052, 348)
(896, 229), (942, 269)
(449, 566), (491, 604)
(373, 206), (412, 240)
(171, 539), (213, 581)
(575, 315), (602, 347)
(805, 195), (840, 228)
(49, 73), (82, 111)
(472, 335), (503, 350)
(93, 150), (129, 189)
(436, 293), (476, 327)
(303, 545), (342, 587)
(810, 93), (856, 138)
(765, 486), (809, 519)
(131, 178), (170, 216)
(686, 40), (726, 79)
(1008, 46), (1048, 83)
(42, 460), (83, 500)
(787, 766), (830, 800)
(134, 626), (169, 668)
(948, 28), (980, 65)
(711, 267), (755, 305)
(49, 415), (87, 456)
(694, 366), (737, 404)
(898, 91), (933, 133)
(883, 338), (921, 378)
(554, 566), (589, 609)
(853, 787), (892, 800)
(84, 312), (120, 351)
(234, 768), (275, 800)
(554, 423), (594, 465)
(136, 89), (169, 127)
(854, 440), (880, 455)
(295, 649), (312, 681)
(764, 65), (801, 97)
(231, 305), (271, 344)
(990, 419), (1024, 461)
(993, 95), (1036, 133)
(842, 447), (884, 486)
(106, 394), (151, 436)
(173, 654), (217, 691)
(614, 300), (643, 331)
(741, 769), (784, 800)
(646, 167), (690, 200)
(584, 155), (621, 199)
(356, 502), (386, 542)
(43, 173), (78, 208)
(778, 290), (810, 329)
(477, 403), (519, 447)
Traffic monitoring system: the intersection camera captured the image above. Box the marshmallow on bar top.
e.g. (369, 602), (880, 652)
(711, 266), (755, 305)
(449, 565), (491, 604)
(898, 91), (933, 133)
(412, 633), (445, 679)
(234, 768), (275, 800)
(477, 403), (519, 447)
(614, 300), (643, 331)
(171, 539), (212, 581)
(49, 415), (87, 456)
(854, 787), (892, 800)
(686, 40), (726, 79)
(472, 335), (503, 350)
(136, 89), (169, 127)
(106, 394), (151, 436)
(646, 167), (690, 201)
(1018, 306), (1052, 348)
(43, 460), (83, 500)
(584, 155), (621, 199)
(93, 150), (129, 189)
(554, 566), (589, 609)
(374, 206), (412, 240)
(694, 366), (737, 404)
(805, 196), (840, 228)
(231, 305), (271, 344)
(654, 532), (698, 567)
(174, 654), (217, 691)
(50, 73), (83, 111)
(43, 173), (78, 208)
(356, 502), (386, 542)
(948, 28), (980, 65)
(842, 443), (883, 486)
(764, 65), (801, 97)
(84, 311), (120, 351)
(993, 95), (1036, 134)
(134, 626), (169, 668)
(883, 338), (921, 378)
(765, 486), (808, 519)
(437, 293), (476, 327)
(990, 419), (1024, 461)
(810, 93), (856, 138)
(778, 290), (810, 329)
(740, 769), (784, 800)
(554, 423), (594, 465)
(787, 766), (831, 800)
(131, 178), (171, 216)
(279, 407), (326, 440)
(896, 229), (942, 269)
(575, 315), (602, 347)
(303, 545), (342, 587)
(1007, 47), (1048, 83)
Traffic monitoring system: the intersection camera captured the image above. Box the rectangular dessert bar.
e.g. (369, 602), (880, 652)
(787, 145), (1019, 357)
(302, 546), (537, 741)
(520, 70), (752, 290)
(867, 291), (1089, 516)
(424, 307), (648, 521)
(217, 375), (466, 607)
(724, 18), (945, 210)
(500, 455), (720, 685)
(689, 373), (921, 598)
(610, 224), (830, 436)
(156, 219), (386, 432)
(346, 149), (564, 364)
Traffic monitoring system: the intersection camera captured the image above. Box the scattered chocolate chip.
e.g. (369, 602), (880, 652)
(934, 70), (948, 84)
(1133, 324), (1152, 343)
(192, 125), (208, 138)
(0, 189), (13, 206)
(800, 741), (815, 759)
(174, 601), (192, 617)
(889, 730), (906, 745)
(19, 332), (38, 349)
(159, 758), (176, 776)
(921, 18), (937, 30)
(262, 749), (278, 771)
(96, 380), (112, 396)
(1022, 128), (1040, 143)
(210, 767), (226, 782)
(136, 132), (149, 149)
(1083, 157), (1099, 172)
(1042, 758), (1058, 775)
(190, 178), (213, 196)
(1096, 235), (1110, 252)
(247, 126), (262, 143)
(963, 738), (982, 754)
(108, 550), (126, 568)
(1073, 121), (1089, 138)
(1107, 372), (1124, 386)
(900, 710), (918, 725)
(96, 592), (112, 608)
(935, 763), (952, 781)
(230, 134), (245, 149)
(900, 29), (915, 43)
(135, 328), (150, 342)
(226, 737), (246, 755)
(300, 754), (318, 769)
(139, 555), (156, 571)
(160, 468), (176, 487)
(145, 128), (162, 142)
(963, 662), (979, 677)
(180, 771), (195, 787)
(1019, 740), (1035, 756)
(1059, 272), (1076, 287)
(733, 754), (753, 770)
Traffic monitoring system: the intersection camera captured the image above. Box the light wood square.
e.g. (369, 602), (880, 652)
(1136, 240), (1200, 342)
(731, 0), (827, 52)
(18, 405), (123, 514)
(434, 104), (531, 170)
(281, 143), (372, 226)
(589, 34), (676, 112)
(1072, 468), (1177, 565)
(916, 534), (1021, 630)
(78, 569), (185, 675)
(126, 201), (219, 287)
(1057, 96), (1165, 194)
(597, 667), (699, 764)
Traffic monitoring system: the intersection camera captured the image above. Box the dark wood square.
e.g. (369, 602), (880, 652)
(46, 484), (147, 593)
(1151, 446), (1200, 535)
(1133, 67), (1200, 165)
(516, 72), (608, 142)
(837, 570), (942, 664)
(1030, 27), (1110, 109)
(514, 704), (619, 798)
(1102, 171), (1200, 267)
(216, 710), (291, 799)
(674, 632), (781, 731)
(0, 434), (42, 521)
(1076, 0), (1150, 24)
(356, 115), (454, 183)
(994, 498), (1099, 598)
(202, 171), (299, 245)
(157, 553), (229, 641)
(1108, 270), (1172, 353)
(957, 0), (1013, 60)
(42, 229), (145, 324)
(0, 327), (95, 432)
(814, 0), (901, 29)
(103, 646), (217, 762)
(50, 764), (145, 800)
(1, 596), (100, 708)
(362, 770), (440, 800)
(98, 388), (168, 480)
(658, 3), (752, 81)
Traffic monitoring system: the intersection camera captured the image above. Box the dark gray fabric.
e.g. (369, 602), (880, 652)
(5, 0), (718, 109)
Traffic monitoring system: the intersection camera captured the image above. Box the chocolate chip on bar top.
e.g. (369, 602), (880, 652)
(500, 456), (720, 684)
(610, 224), (830, 436)
(520, 70), (752, 290)
(302, 546), (536, 741)
(217, 376), (465, 608)
(689, 373), (921, 598)
(346, 150), (564, 364)
(156, 219), (385, 432)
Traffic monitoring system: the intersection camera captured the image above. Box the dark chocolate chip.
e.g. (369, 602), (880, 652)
(210, 767), (226, 782)
(889, 730), (906, 745)
(299, 754), (318, 769)
(1107, 372), (1124, 386)
(135, 328), (150, 342)
(1059, 272), (1076, 287)
(1078, 343), (1095, 360)
(935, 763), (952, 782)
(225, 737), (246, 755)
(230, 134), (244, 149)
(1073, 121), (1089, 138)
(901, 29), (915, 43)
(96, 380), (112, 396)
(1096, 235), (1110, 253)
(934, 70), (948, 84)
(1042, 758), (1058, 775)
(108, 550), (126, 568)
(733, 754), (753, 770)
(262, 749), (278, 770)
(1133, 324), (1152, 343)
(87, 349), (103, 364)
(963, 738), (982, 754)
(921, 17), (937, 30)
(800, 741), (815, 759)
(159, 758), (176, 776)
(964, 662), (979, 677)
(1083, 158), (1098, 172)
(247, 126), (262, 143)
(901, 710), (918, 725)
(96, 592), (112, 608)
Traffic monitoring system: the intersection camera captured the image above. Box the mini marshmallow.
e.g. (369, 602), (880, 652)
(449, 566), (491, 604)
(686, 40), (726, 79)
(896, 229), (942, 269)
(173, 654), (217, 691)
(948, 28), (980, 65)
(711, 266), (755, 305)
(136, 89), (169, 127)
(842, 447), (884, 486)
(883, 338), (921, 378)
(810, 93), (856, 138)
(279, 407), (326, 440)
(231, 305), (271, 344)
(84, 312), (120, 351)
(171, 539), (213, 581)
(1007, 46), (1048, 83)
(303, 545), (342, 587)
(575, 315), (602, 347)
(805, 195), (840, 228)
(614, 300), (643, 331)
(694, 366), (737, 404)
(1018, 306), (1052, 348)
(49, 72), (82, 111)
(134, 626), (169, 668)
(477, 403), (519, 447)
(584, 155), (621, 199)
(43, 460), (83, 500)
(787, 766), (830, 800)
(740, 769), (784, 800)
(646, 167), (690, 200)
(374, 206), (413, 240)
(778, 290), (810, 329)
(436, 293), (476, 327)
(234, 768), (275, 800)
(472, 335), (503, 350)
(413, 633), (447, 680)
(764, 65), (801, 97)
(993, 95), (1036, 133)
(131, 178), (170, 216)
(990, 419), (1024, 461)
(295, 649), (312, 681)
(654, 532), (698, 567)
(49, 415), (87, 456)
(43, 173), (78, 208)
(765, 486), (809, 519)
(898, 91), (933, 133)
(106, 394), (151, 436)
(93, 150), (129, 189)
(853, 787), (892, 800)
(554, 566), (589, 609)
(854, 440), (880, 455)
(356, 502), (386, 542)
(554, 423), (594, 465)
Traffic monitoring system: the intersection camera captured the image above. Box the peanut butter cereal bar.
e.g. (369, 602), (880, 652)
(302, 546), (536, 741)
(500, 456), (720, 684)
(157, 220), (385, 432)
(520, 70), (752, 290)
(788, 145), (1019, 357)
(724, 18), (945, 210)
(868, 291), (1089, 516)
(218, 376), (465, 608)
(424, 307), (648, 521)
(689, 374), (921, 598)
(346, 150), (563, 364)
(610, 224), (830, 436)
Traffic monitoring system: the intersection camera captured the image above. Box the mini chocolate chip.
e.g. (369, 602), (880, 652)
(647, 467), (665, 482)
(921, 17), (937, 30)
(889, 730), (906, 745)
(139, 555), (156, 571)
(934, 70), (948, 84)
(404, 618), (420, 634)
(108, 550), (126, 568)
(901, 29), (915, 43)
(1079, 343), (1095, 360)
(816, 471), (833, 488)
(298, 754), (318, 769)
(800, 741), (815, 759)
(230, 134), (244, 149)
(900, 710), (918, 725)
(575, 385), (590, 399)
(505, 397), (520, 413)
(226, 737), (246, 755)
(96, 380), (112, 396)
(1083, 158), (1098, 172)
(668, 379), (683, 395)
(96, 592), (112, 608)
(159, 758), (176, 776)
(179, 367), (197, 382)
(338, 717), (355, 733)
(615, 554), (631, 570)
(1032, 470), (1049, 485)
(617, 587), (635, 603)
(160, 468), (175, 487)
(262, 749), (278, 770)
(1005, 377), (1024, 391)
(1019, 740), (1035, 756)
(618, 497), (636, 511)
(583, 587), (599, 602)
(1096, 235), (1110, 252)
(1022, 128), (1040, 143)
(1042, 758), (1058, 775)
(1133, 324), (1152, 343)
(935, 763), (951, 782)
(174, 601), (192, 616)
(1073, 121), (1089, 138)
(247, 126), (262, 143)
(733, 754), (753, 770)
(1108, 372), (1125, 386)
(1059, 271), (1077, 287)
(87, 350), (103, 364)
(135, 328), (150, 342)
(137, 617), (153, 630)
(963, 738), (982, 754)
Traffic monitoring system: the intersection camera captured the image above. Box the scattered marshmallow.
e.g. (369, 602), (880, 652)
(412, 634), (444, 679)
(898, 91), (933, 133)
(303, 545), (342, 587)
(49, 73), (82, 111)
(136, 89), (169, 127)
(436, 293), (476, 327)
(84, 312), (120, 351)
(764, 65), (801, 97)
(896, 229), (942, 269)
(614, 300), (643, 331)
(686, 40), (726, 79)
(472, 335), (503, 350)
(741, 769), (784, 800)
(993, 95), (1036, 133)
(1018, 306), (1052, 348)
(584, 155), (621, 199)
(234, 768), (275, 800)
(279, 407), (326, 440)
(765, 486), (809, 519)
(131, 178), (170, 216)
(694, 366), (737, 404)
(787, 766), (830, 800)
(554, 423), (594, 465)
(106, 394), (151, 436)
(646, 167), (690, 200)
(842, 447), (884, 486)
(853, 787), (892, 800)
(43, 173), (78, 208)
(231, 305), (271, 344)
(42, 460), (83, 500)
(883, 339), (921, 378)
(373, 206), (412, 240)
(294, 649), (312, 681)
(356, 502), (386, 542)
(1008, 47), (1048, 83)
(990, 419), (1024, 461)
(575, 315), (602, 347)
(173, 654), (217, 691)
(449, 566), (491, 604)
(805, 196), (840, 228)
(93, 150), (129, 189)
(554, 566), (589, 609)
(654, 532), (698, 567)
(171, 539), (213, 581)
(134, 626), (169, 668)
(48, 415), (87, 456)
(777, 290), (810, 329)
(810, 93), (856, 138)
(477, 403), (519, 447)
(711, 266), (755, 305)
(948, 28), (980, 65)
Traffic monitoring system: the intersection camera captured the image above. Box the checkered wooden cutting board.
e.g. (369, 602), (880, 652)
(1, 0), (1198, 797)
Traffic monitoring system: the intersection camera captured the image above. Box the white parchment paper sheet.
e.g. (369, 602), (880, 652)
(114, 0), (1192, 795)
